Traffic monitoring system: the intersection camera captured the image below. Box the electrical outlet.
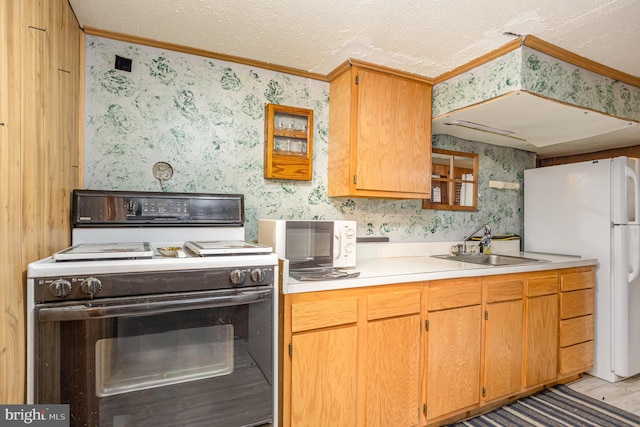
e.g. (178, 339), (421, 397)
(115, 55), (132, 72)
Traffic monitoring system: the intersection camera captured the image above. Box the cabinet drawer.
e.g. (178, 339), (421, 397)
(291, 297), (358, 333)
(561, 269), (595, 292)
(527, 275), (558, 297)
(559, 340), (594, 375)
(485, 279), (523, 303)
(560, 289), (594, 319)
(427, 278), (482, 311)
(560, 315), (594, 347)
(368, 288), (421, 320)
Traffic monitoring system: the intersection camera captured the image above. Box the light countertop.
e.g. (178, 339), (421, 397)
(282, 241), (597, 294)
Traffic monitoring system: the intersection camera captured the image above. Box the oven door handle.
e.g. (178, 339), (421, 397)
(37, 288), (272, 321)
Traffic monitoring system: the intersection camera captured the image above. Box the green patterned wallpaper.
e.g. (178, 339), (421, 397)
(84, 36), (534, 242)
(433, 45), (640, 120)
(432, 49), (523, 117)
(521, 47), (640, 121)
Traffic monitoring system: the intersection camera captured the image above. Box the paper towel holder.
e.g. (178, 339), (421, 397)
(488, 180), (520, 190)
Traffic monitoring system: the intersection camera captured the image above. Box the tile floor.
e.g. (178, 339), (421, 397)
(567, 374), (640, 416)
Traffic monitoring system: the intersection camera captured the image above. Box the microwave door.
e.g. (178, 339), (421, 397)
(285, 222), (333, 268)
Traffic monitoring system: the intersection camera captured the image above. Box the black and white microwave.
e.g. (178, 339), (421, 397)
(258, 219), (357, 269)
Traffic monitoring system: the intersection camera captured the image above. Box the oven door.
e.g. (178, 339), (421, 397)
(34, 287), (273, 427)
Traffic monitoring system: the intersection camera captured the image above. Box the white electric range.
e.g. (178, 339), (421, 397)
(27, 189), (278, 427)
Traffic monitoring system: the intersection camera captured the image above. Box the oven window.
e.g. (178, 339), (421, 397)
(35, 292), (273, 427)
(96, 324), (233, 397)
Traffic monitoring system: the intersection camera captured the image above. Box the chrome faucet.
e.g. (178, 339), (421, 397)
(463, 224), (492, 254)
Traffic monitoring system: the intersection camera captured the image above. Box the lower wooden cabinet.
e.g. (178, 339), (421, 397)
(287, 295), (359, 426)
(283, 284), (422, 427)
(424, 278), (482, 421)
(366, 289), (421, 426)
(558, 267), (595, 377)
(482, 276), (524, 402)
(524, 273), (559, 388)
(366, 314), (420, 426)
(281, 266), (595, 427)
(290, 325), (358, 426)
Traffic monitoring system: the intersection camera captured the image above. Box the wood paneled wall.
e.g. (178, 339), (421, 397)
(0, 0), (82, 403)
(0, 0), (24, 405)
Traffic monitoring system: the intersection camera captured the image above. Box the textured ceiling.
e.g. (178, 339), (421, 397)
(68, 0), (640, 79)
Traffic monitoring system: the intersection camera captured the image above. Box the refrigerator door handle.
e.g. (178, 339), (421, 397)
(625, 163), (640, 224)
(629, 226), (640, 283)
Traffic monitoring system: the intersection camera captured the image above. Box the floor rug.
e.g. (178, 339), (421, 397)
(449, 384), (640, 426)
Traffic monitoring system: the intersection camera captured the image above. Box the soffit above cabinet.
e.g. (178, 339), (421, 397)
(433, 91), (639, 156)
(432, 39), (640, 157)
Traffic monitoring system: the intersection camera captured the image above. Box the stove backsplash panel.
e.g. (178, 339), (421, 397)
(84, 36), (534, 243)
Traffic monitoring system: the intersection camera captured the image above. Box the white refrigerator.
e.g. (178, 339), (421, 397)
(524, 156), (640, 382)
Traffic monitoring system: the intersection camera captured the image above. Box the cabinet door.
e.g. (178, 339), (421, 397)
(524, 294), (558, 387)
(484, 299), (523, 401)
(483, 279), (523, 401)
(291, 326), (357, 426)
(356, 68), (431, 195)
(366, 314), (420, 427)
(426, 305), (482, 420)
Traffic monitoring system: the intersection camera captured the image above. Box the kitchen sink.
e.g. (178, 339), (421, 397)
(432, 253), (549, 266)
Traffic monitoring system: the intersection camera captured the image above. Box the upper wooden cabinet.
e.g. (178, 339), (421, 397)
(423, 148), (478, 211)
(327, 60), (433, 199)
(264, 103), (313, 181)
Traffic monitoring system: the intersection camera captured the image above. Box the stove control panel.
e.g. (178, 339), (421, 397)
(230, 268), (269, 286)
(33, 266), (274, 303)
(141, 198), (189, 216)
(72, 189), (245, 226)
(46, 277), (104, 298)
